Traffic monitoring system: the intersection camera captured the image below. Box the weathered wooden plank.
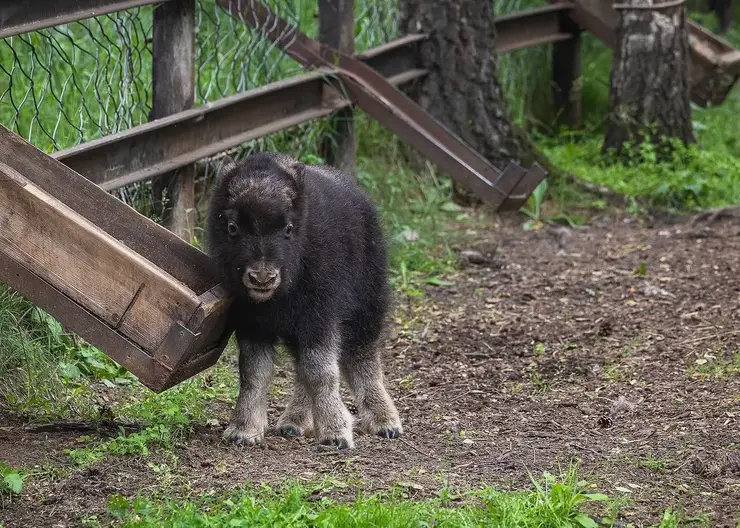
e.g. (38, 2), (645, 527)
(53, 56), (426, 191)
(496, 4), (575, 53)
(0, 125), (219, 296)
(0, 162), (201, 353)
(0, 249), (162, 384)
(0, 0), (168, 38)
(151, 0), (196, 241)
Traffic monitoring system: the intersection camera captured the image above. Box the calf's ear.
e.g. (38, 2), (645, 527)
(290, 162), (305, 193)
(218, 155), (237, 182)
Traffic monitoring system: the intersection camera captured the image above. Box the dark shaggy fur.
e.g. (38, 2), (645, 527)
(206, 152), (402, 449)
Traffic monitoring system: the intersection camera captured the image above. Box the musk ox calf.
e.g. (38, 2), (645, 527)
(207, 152), (402, 449)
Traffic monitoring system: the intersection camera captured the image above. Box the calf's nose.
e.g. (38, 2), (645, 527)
(247, 268), (278, 287)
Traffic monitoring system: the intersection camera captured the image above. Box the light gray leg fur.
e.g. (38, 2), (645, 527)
(223, 340), (275, 446)
(276, 376), (314, 437)
(341, 348), (403, 439)
(296, 331), (354, 448)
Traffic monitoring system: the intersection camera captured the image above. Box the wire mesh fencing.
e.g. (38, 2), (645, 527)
(0, 7), (153, 154)
(0, 0), (400, 225)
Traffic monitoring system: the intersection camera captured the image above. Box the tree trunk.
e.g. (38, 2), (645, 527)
(603, 0), (695, 158)
(400, 0), (533, 205)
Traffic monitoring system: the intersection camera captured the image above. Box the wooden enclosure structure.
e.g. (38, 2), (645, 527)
(0, 0), (738, 391)
(0, 127), (232, 392)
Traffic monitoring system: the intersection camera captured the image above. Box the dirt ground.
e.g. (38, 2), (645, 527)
(1, 209), (739, 527)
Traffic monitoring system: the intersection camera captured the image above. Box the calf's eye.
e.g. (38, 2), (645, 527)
(285, 223), (293, 238)
(227, 221), (239, 237)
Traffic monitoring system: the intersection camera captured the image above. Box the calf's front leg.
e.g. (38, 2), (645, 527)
(223, 338), (275, 446)
(297, 332), (354, 449)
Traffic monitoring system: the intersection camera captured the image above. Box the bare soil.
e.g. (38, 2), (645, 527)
(1, 210), (739, 527)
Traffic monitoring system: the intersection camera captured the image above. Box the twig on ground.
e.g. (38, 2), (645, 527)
(678, 329), (740, 346)
(398, 437), (439, 460)
(569, 442), (601, 457)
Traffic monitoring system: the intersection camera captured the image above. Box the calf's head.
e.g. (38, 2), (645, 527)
(207, 153), (305, 303)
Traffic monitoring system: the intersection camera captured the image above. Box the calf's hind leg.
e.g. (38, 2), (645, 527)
(341, 347), (403, 439)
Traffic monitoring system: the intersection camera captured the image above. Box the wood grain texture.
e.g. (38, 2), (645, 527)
(151, 0), (196, 240)
(0, 125), (219, 295)
(318, 0), (356, 176)
(0, 162), (200, 353)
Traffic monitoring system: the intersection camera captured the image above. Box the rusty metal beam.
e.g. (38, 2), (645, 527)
(495, 4), (575, 53)
(54, 37), (425, 190)
(0, 0), (168, 39)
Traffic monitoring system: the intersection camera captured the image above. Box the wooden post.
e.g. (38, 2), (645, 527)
(152, 0), (196, 241)
(552, 12), (582, 130)
(318, 0), (356, 177)
(708, 0), (733, 33)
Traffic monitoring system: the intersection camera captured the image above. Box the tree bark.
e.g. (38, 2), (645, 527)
(400, 0), (533, 205)
(603, 0), (695, 158)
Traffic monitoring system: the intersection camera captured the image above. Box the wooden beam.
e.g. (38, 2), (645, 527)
(552, 9), (582, 129)
(151, 0), (196, 241)
(53, 36), (426, 190)
(0, 125), (219, 296)
(318, 0), (357, 177)
(0, 126), (232, 392)
(0, 0), (168, 39)
(0, 162), (200, 353)
(495, 4), (575, 53)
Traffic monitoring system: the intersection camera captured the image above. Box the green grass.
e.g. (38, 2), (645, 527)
(537, 15), (740, 216)
(105, 466), (613, 528)
(355, 115), (467, 296)
(639, 456), (669, 474)
(65, 349), (240, 466)
(0, 282), (140, 418)
(686, 351), (740, 380)
(542, 128), (740, 213)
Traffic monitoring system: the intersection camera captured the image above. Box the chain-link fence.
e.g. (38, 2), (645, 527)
(0, 0), (399, 224)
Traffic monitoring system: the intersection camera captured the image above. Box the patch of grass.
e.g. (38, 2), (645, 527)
(68, 424), (175, 467)
(66, 350), (239, 466)
(0, 285), (103, 417)
(542, 128), (740, 213)
(652, 507), (714, 528)
(602, 364), (624, 382)
(687, 351), (740, 380)
(536, 12), (740, 219)
(107, 467), (613, 527)
(0, 283), (142, 419)
(639, 456), (668, 473)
